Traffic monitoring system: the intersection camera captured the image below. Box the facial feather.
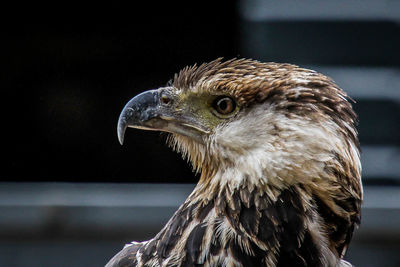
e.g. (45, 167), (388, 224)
(169, 59), (360, 193)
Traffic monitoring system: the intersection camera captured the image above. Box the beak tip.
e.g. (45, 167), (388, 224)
(117, 89), (159, 145)
(118, 135), (124, 146)
(117, 118), (127, 146)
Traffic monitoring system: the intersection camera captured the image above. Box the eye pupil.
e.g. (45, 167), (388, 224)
(218, 99), (228, 111)
(213, 96), (236, 116)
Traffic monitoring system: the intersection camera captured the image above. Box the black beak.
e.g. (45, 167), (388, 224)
(117, 89), (162, 145)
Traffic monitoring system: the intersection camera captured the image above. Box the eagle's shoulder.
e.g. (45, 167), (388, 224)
(105, 242), (143, 267)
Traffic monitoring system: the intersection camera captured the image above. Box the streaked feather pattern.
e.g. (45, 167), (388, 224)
(107, 58), (362, 267)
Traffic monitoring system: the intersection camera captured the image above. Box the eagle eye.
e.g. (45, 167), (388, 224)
(212, 96), (236, 117)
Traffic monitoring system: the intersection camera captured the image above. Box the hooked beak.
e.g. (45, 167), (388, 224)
(117, 88), (209, 145)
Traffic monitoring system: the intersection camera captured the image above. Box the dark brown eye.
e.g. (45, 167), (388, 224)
(213, 96), (236, 115)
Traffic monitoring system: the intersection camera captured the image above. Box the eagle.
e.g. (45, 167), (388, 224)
(107, 58), (362, 267)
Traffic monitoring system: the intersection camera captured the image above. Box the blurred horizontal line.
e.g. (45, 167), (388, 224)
(0, 183), (193, 207)
(361, 146), (400, 180)
(239, 0), (400, 22)
(306, 66), (400, 101)
(363, 186), (400, 209)
(0, 181), (399, 208)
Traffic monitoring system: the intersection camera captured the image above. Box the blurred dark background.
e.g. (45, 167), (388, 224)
(1, 0), (400, 266)
(2, 2), (239, 183)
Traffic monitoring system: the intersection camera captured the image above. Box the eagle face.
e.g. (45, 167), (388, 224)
(113, 58), (362, 267)
(118, 58), (360, 190)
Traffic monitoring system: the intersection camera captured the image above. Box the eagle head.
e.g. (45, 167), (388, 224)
(114, 58), (363, 266)
(118, 58), (361, 198)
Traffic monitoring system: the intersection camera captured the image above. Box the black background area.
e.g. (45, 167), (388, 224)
(1, 2), (239, 182)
